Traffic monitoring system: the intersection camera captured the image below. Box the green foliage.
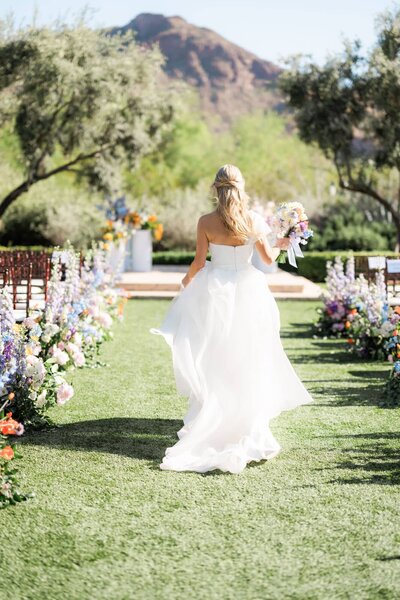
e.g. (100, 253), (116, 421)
(280, 6), (400, 242)
(309, 195), (396, 251)
(383, 370), (400, 407)
(230, 112), (332, 209)
(0, 193), (102, 247)
(125, 110), (222, 197)
(126, 110), (332, 214)
(0, 20), (176, 215)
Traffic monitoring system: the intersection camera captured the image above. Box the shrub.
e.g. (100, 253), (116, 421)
(0, 194), (103, 248)
(151, 184), (214, 251)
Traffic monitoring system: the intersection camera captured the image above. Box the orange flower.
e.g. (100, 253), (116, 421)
(154, 224), (164, 241)
(350, 309), (357, 315)
(0, 415), (24, 436)
(394, 330), (399, 336)
(8, 392), (15, 401)
(345, 321), (351, 329)
(148, 214), (158, 223)
(395, 307), (400, 315)
(347, 338), (354, 344)
(0, 446), (14, 460)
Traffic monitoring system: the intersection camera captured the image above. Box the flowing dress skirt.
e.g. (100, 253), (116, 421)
(150, 260), (313, 474)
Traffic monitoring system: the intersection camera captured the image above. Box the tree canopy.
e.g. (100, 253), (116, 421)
(0, 20), (176, 216)
(279, 6), (400, 247)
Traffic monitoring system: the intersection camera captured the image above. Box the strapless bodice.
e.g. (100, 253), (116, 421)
(209, 241), (254, 270)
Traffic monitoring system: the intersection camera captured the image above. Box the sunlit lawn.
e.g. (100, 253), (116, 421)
(5, 299), (400, 600)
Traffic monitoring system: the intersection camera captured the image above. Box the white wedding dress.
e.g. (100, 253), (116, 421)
(150, 210), (313, 474)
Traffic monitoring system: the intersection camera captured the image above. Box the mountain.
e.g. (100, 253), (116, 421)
(111, 13), (284, 124)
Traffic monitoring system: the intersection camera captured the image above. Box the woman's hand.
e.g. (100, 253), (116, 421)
(275, 237), (291, 250)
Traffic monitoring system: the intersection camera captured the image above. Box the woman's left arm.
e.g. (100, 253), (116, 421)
(181, 216), (209, 288)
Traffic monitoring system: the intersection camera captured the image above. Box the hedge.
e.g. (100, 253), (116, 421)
(152, 250), (400, 283)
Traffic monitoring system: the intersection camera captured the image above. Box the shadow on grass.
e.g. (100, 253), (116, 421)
(310, 380), (388, 408)
(22, 417), (277, 477)
(280, 322), (315, 339)
(23, 417), (182, 465)
(324, 432), (400, 485)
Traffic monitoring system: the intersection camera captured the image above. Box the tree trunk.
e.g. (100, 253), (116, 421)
(0, 180), (33, 218)
(0, 147), (106, 219)
(395, 220), (400, 253)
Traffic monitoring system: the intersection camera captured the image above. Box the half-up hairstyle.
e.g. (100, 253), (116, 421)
(211, 164), (258, 243)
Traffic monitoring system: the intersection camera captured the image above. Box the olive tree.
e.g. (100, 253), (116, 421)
(0, 21), (175, 216)
(280, 7), (400, 248)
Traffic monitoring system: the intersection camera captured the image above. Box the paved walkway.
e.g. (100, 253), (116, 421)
(117, 265), (322, 300)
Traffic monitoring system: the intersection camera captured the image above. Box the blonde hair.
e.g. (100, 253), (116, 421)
(211, 164), (257, 243)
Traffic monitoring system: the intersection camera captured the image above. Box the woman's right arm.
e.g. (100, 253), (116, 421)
(255, 236), (291, 265)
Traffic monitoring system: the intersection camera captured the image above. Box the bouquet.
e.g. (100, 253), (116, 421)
(275, 202), (313, 267)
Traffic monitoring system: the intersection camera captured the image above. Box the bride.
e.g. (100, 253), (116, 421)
(150, 164), (313, 474)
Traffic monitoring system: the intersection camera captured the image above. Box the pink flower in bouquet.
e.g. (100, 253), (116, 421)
(56, 382), (74, 405)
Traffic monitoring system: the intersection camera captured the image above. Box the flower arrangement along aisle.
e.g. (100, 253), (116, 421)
(0, 243), (127, 507)
(315, 256), (390, 358)
(2, 244), (126, 428)
(274, 202), (313, 267)
(0, 410), (32, 508)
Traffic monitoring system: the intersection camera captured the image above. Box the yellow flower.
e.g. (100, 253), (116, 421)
(103, 232), (113, 241)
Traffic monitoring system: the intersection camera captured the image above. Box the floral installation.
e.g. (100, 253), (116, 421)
(274, 201), (313, 267)
(124, 211), (163, 241)
(99, 195), (164, 245)
(315, 256), (390, 358)
(315, 255), (400, 405)
(0, 243), (127, 507)
(0, 409), (32, 508)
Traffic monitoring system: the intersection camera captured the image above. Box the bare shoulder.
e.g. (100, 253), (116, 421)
(198, 211), (218, 226)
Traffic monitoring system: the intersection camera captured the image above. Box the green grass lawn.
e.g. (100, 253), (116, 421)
(4, 300), (400, 600)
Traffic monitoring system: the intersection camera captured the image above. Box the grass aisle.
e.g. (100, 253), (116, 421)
(4, 300), (400, 600)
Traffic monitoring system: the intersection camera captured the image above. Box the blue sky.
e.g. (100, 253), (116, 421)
(1, 0), (393, 65)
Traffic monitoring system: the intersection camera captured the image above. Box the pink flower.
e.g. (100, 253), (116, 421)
(56, 382), (74, 405)
(97, 312), (112, 329)
(73, 350), (85, 368)
(52, 346), (69, 366)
